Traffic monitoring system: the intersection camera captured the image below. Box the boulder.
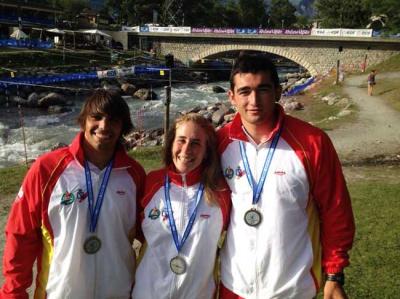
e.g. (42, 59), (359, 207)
(133, 88), (157, 101)
(48, 105), (72, 114)
(223, 113), (235, 123)
(11, 96), (29, 107)
(38, 93), (67, 108)
(207, 105), (219, 112)
(190, 72), (207, 82)
(143, 139), (160, 147)
(187, 106), (202, 113)
(212, 85), (226, 93)
(327, 98), (337, 106)
(198, 110), (213, 121)
(121, 83), (137, 95)
(102, 83), (121, 95)
(283, 101), (304, 111)
(336, 98), (350, 107)
(211, 108), (227, 125)
(27, 92), (39, 107)
(337, 110), (352, 117)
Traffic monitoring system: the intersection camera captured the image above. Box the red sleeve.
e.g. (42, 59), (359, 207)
(1, 163), (43, 299)
(126, 159), (146, 243)
(283, 115), (355, 274)
(312, 133), (355, 273)
(215, 179), (232, 231)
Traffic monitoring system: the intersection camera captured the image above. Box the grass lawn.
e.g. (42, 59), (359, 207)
(340, 165), (400, 299)
(288, 74), (358, 131)
(374, 78), (400, 112)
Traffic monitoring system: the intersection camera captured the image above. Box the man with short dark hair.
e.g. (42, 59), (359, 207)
(1, 89), (145, 299)
(218, 53), (355, 299)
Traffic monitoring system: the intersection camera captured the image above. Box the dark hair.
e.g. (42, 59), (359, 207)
(229, 51), (280, 90)
(78, 89), (133, 137)
(162, 113), (222, 206)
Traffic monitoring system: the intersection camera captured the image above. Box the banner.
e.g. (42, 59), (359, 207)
(235, 28), (258, 34)
(0, 39), (53, 49)
(311, 28), (372, 37)
(283, 77), (314, 96)
(0, 66), (170, 90)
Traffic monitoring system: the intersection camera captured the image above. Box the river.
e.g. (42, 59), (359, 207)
(0, 66), (302, 168)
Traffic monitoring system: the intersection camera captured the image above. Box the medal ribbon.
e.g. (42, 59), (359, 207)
(239, 127), (282, 205)
(164, 175), (205, 252)
(84, 159), (113, 233)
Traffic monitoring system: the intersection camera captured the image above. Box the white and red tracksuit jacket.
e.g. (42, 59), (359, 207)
(1, 133), (145, 299)
(132, 166), (231, 299)
(217, 105), (355, 299)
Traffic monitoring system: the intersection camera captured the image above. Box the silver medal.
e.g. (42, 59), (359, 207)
(170, 256), (187, 275)
(244, 209), (262, 226)
(83, 235), (102, 254)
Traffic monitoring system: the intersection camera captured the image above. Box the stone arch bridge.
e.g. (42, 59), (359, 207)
(128, 32), (400, 76)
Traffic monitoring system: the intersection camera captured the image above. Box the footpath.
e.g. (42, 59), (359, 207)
(327, 72), (400, 163)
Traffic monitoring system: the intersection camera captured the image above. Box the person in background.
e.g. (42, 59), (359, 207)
(218, 52), (355, 299)
(132, 113), (231, 299)
(1, 89), (145, 299)
(367, 69), (377, 96)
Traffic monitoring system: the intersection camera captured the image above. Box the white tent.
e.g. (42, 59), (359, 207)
(47, 28), (66, 35)
(80, 29), (111, 38)
(10, 29), (28, 40)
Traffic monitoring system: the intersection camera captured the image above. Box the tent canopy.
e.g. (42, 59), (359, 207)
(47, 28), (66, 35)
(10, 29), (28, 40)
(79, 29), (111, 38)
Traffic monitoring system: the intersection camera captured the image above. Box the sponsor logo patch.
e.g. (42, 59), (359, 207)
(224, 167), (234, 179)
(274, 170), (286, 176)
(77, 189), (88, 202)
(200, 214), (210, 219)
(61, 191), (75, 205)
(162, 208), (169, 221)
(148, 207), (161, 220)
(235, 166), (245, 178)
(116, 190), (126, 196)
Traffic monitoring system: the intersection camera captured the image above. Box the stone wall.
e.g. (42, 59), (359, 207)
(146, 36), (400, 76)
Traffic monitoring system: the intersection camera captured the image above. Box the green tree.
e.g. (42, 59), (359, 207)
(133, 0), (162, 25)
(315, 0), (370, 28)
(55, 0), (89, 20)
(238, 0), (268, 27)
(363, 0), (400, 34)
(294, 15), (312, 29)
(268, 0), (297, 28)
(180, 0), (219, 27)
(218, 0), (241, 27)
(104, 0), (161, 25)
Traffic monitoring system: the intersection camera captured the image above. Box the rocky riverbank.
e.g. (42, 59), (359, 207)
(0, 64), (311, 113)
(123, 84), (354, 150)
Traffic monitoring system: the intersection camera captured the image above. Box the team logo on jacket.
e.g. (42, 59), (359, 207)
(61, 191), (75, 205)
(224, 167), (234, 179)
(77, 189), (88, 202)
(274, 170), (286, 176)
(162, 208), (169, 221)
(148, 207), (161, 220)
(235, 166), (245, 178)
(116, 190), (126, 196)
